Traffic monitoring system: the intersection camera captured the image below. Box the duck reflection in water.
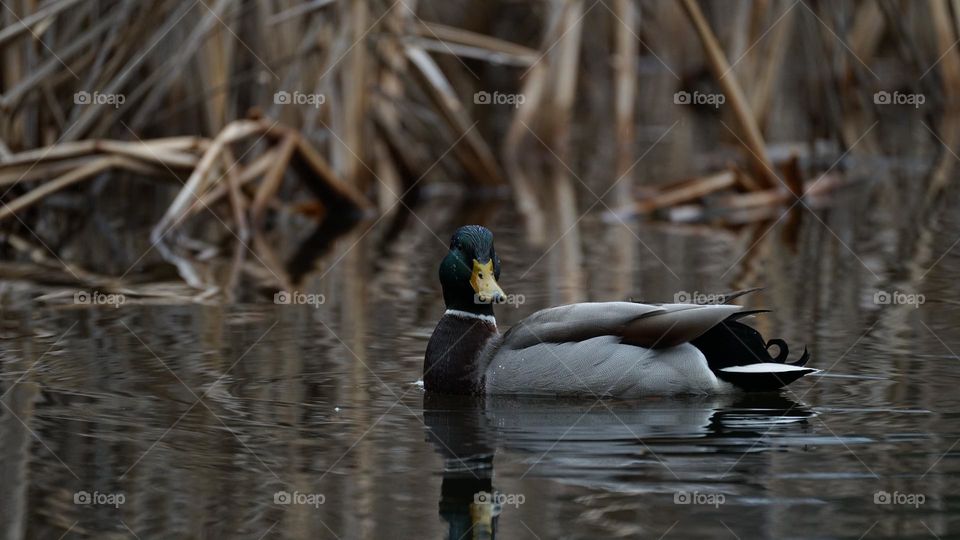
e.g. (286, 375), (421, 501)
(422, 392), (813, 539)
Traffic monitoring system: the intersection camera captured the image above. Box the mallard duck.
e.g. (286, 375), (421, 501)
(424, 225), (818, 397)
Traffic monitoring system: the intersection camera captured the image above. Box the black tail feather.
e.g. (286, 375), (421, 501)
(765, 338), (789, 362)
(690, 312), (815, 392)
(712, 287), (764, 304)
(791, 346), (810, 367)
(726, 309), (771, 322)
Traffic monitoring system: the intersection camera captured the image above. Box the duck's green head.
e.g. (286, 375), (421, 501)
(439, 225), (505, 316)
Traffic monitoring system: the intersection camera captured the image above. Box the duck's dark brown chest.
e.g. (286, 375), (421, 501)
(424, 313), (499, 395)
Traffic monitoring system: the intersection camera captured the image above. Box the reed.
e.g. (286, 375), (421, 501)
(0, 0), (954, 291)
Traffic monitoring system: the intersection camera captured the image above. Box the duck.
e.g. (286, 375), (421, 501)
(424, 225), (818, 397)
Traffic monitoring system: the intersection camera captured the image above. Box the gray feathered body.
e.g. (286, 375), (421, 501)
(481, 302), (740, 397)
(424, 301), (816, 398)
(485, 337), (732, 397)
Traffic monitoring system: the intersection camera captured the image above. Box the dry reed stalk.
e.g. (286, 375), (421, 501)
(849, 1), (885, 66)
(78, 3), (138, 111)
(545, 0), (581, 140)
(151, 119), (264, 241)
(220, 147), (250, 242)
(502, 60), (548, 242)
(730, 0), (767, 91)
(782, 154), (803, 200)
(140, 118), (370, 246)
(925, 0), (960, 201)
(0, 14), (117, 110)
(95, 141), (198, 169)
(0, 140), (99, 166)
(343, 0), (370, 189)
(200, 8), (232, 133)
(725, 1), (754, 63)
(717, 187), (789, 210)
(717, 172), (844, 212)
(66, 1), (207, 141)
(0, 0), (84, 48)
(372, 107), (420, 188)
(548, 0), (585, 302)
(749, 6), (794, 128)
(953, 0), (960, 42)
(84, 3), (147, 91)
(929, 0), (960, 94)
(0, 143), (198, 195)
(0, 156), (153, 222)
(289, 132), (373, 211)
(252, 230), (293, 291)
(679, 0), (777, 190)
(371, 138), (399, 211)
(221, 237), (247, 303)
(747, 0), (771, 43)
(196, 148), (276, 210)
(726, 204), (790, 225)
(0, 136), (205, 168)
(636, 170), (737, 213)
(251, 134), (297, 226)
(126, 0), (232, 132)
(405, 46), (505, 186)
(372, 1), (415, 210)
(267, 0), (337, 26)
(410, 38), (532, 67)
(501, 0), (575, 243)
(612, 0), (637, 209)
(411, 20), (538, 66)
(0, 156), (94, 185)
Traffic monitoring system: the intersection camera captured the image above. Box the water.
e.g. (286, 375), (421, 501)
(2, 179), (960, 539)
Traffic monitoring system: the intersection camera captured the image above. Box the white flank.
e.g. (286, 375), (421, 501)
(720, 363), (819, 374)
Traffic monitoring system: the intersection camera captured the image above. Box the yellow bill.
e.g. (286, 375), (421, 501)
(470, 259), (505, 303)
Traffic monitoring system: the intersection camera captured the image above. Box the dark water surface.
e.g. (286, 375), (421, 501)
(2, 178), (960, 539)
